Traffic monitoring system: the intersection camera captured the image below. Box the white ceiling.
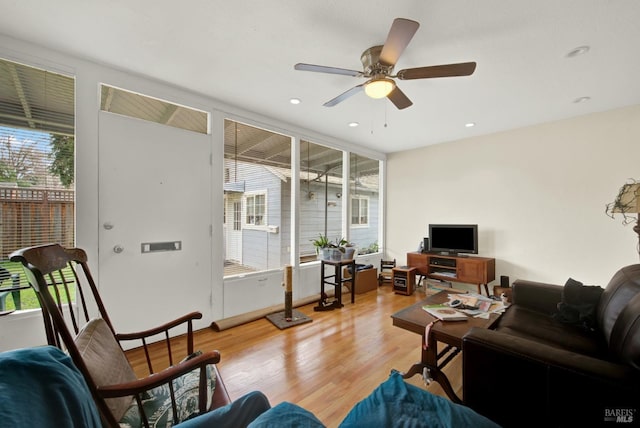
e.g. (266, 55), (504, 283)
(1, 0), (639, 154)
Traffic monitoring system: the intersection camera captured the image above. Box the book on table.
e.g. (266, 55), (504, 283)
(422, 304), (469, 321)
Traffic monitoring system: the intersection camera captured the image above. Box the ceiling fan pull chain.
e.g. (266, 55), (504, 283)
(384, 103), (388, 128)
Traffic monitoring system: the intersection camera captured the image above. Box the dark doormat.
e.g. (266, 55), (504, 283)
(266, 309), (312, 330)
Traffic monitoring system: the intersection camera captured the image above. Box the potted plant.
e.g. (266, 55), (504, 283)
(342, 241), (357, 260)
(311, 234), (331, 260)
(329, 237), (348, 261)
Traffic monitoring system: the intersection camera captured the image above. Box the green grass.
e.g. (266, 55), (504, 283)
(1, 261), (76, 311)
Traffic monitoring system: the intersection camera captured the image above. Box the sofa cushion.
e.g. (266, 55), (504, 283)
(118, 364), (215, 427)
(496, 305), (607, 358)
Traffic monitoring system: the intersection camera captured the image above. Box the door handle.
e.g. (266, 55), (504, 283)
(113, 245), (124, 254)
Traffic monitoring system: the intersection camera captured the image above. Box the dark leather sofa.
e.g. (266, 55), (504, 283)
(462, 264), (640, 428)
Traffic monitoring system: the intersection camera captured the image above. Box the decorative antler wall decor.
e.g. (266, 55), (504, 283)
(606, 178), (640, 256)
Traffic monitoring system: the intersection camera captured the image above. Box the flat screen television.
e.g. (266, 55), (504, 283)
(428, 224), (478, 255)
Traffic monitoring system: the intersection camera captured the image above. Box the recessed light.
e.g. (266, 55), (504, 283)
(573, 96), (591, 103)
(348, 122), (359, 128)
(566, 46), (590, 58)
(465, 122), (475, 128)
(290, 98), (301, 105)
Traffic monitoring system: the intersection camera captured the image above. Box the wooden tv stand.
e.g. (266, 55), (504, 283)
(406, 252), (495, 295)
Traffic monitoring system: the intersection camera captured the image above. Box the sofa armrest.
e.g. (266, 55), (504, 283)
(462, 327), (639, 427)
(511, 279), (563, 314)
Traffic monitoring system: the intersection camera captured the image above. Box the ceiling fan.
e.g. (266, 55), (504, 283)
(294, 18), (476, 110)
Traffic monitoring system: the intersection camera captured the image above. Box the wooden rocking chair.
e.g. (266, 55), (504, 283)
(10, 243), (231, 428)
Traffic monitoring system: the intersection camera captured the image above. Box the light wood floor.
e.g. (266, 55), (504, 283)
(127, 283), (465, 427)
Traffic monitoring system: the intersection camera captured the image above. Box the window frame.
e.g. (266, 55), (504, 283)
(351, 195), (370, 228)
(244, 190), (267, 229)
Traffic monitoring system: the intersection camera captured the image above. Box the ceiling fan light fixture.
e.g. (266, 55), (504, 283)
(364, 78), (396, 99)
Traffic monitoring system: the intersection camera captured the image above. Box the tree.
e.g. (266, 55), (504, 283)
(0, 135), (40, 185)
(49, 134), (74, 187)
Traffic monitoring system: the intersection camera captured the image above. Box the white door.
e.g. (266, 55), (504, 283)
(98, 112), (212, 332)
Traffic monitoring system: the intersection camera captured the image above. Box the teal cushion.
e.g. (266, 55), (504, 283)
(0, 346), (102, 428)
(339, 371), (500, 428)
(248, 401), (325, 427)
(118, 364), (216, 427)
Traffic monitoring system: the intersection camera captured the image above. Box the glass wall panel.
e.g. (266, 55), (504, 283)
(299, 140), (343, 263)
(0, 58), (75, 310)
(223, 119), (291, 276)
(349, 153), (380, 255)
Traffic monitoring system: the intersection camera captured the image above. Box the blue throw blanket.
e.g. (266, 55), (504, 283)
(339, 371), (500, 427)
(0, 346), (102, 428)
(248, 371), (500, 428)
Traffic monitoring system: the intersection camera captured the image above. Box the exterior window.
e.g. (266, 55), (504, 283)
(351, 196), (369, 226)
(299, 140), (343, 263)
(223, 119), (291, 276)
(349, 153), (380, 254)
(245, 193), (266, 226)
(0, 58), (75, 311)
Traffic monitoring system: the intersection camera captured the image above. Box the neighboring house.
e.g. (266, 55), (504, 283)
(223, 159), (379, 273)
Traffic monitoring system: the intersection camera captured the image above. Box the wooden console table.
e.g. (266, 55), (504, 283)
(407, 252), (495, 295)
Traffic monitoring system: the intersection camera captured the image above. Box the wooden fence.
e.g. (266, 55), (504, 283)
(0, 186), (74, 259)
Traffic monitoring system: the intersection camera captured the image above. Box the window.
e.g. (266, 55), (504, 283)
(223, 119), (291, 276)
(100, 85), (208, 134)
(0, 58), (75, 310)
(299, 140), (343, 263)
(351, 196), (369, 226)
(233, 202), (242, 231)
(349, 153), (380, 254)
(245, 192), (266, 226)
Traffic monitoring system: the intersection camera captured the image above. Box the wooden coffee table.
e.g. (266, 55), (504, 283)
(391, 290), (502, 403)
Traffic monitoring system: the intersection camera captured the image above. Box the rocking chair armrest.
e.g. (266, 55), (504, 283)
(115, 311), (203, 341)
(97, 350), (221, 398)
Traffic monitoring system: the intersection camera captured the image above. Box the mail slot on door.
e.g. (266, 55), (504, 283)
(141, 241), (182, 253)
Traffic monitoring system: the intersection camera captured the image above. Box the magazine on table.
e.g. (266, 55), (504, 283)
(422, 304), (469, 321)
(450, 293), (508, 318)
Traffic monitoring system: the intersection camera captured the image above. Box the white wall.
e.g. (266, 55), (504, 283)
(222, 252), (382, 318)
(386, 105), (640, 287)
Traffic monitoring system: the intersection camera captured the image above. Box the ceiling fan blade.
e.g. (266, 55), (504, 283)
(397, 62), (477, 80)
(294, 63), (363, 77)
(379, 18), (420, 66)
(387, 86), (413, 110)
(323, 84), (364, 107)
